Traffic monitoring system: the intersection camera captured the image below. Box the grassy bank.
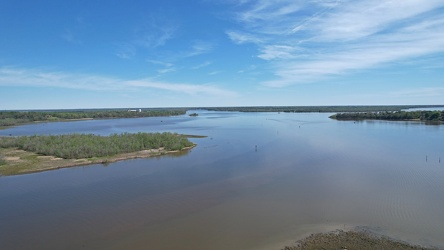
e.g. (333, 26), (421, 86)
(0, 132), (195, 175)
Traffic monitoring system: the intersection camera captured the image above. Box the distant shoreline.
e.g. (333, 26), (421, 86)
(330, 110), (444, 123)
(0, 109), (187, 129)
(2, 106), (444, 129)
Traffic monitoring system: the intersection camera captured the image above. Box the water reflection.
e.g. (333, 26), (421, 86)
(0, 111), (443, 250)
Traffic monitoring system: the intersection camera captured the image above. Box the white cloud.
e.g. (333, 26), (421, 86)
(226, 30), (263, 44)
(311, 0), (444, 41)
(227, 0), (444, 87)
(258, 45), (301, 60)
(0, 67), (237, 98)
(236, 0), (303, 24)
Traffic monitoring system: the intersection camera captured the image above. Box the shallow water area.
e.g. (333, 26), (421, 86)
(1, 111), (444, 249)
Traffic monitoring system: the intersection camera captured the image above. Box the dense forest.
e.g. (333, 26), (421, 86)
(0, 132), (194, 159)
(205, 105), (444, 113)
(330, 110), (444, 122)
(0, 109), (187, 127)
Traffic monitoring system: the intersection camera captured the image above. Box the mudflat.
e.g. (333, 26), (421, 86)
(283, 230), (436, 250)
(0, 146), (194, 176)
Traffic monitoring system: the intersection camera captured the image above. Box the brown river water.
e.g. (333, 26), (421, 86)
(1, 111), (443, 249)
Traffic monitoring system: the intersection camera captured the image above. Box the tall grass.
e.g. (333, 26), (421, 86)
(0, 155), (6, 166)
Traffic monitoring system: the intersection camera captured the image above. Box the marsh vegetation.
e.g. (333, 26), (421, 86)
(330, 110), (444, 122)
(0, 132), (194, 175)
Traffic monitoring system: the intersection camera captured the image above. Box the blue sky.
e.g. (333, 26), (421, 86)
(1, 0), (444, 109)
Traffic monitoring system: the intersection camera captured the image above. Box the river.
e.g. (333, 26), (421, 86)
(0, 110), (443, 249)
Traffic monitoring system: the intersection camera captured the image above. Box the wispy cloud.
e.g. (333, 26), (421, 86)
(61, 15), (88, 45)
(146, 59), (176, 74)
(144, 41), (214, 74)
(227, 0), (444, 87)
(146, 59), (174, 68)
(0, 67), (237, 98)
(134, 14), (177, 49)
(258, 45), (301, 60)
(115, 12), (178, 59)
(208, 71), (223, 75)
(192, 61), (212, 70)
(184, 41), (214, 57)
(309, 0), (444, 41)
(226, 30), (263, 44)
(157, 67), (176, 74)
(61, 29), (83, 44)
(126, 79), (236, 97)
(115, 43), (136, 59)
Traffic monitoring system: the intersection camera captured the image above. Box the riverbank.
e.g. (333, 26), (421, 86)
(282, 230), (436, 250)
(0, 145), (194, 176)
(0, 109), (188, 129)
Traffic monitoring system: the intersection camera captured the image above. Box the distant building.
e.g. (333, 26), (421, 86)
(128, 109), (142, 112)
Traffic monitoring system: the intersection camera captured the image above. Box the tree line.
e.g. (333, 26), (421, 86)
(330, 111), (444, 122)
(0, 132), (194, 159)
(205, 105), (444, 113)
(0, 109), (187, 127)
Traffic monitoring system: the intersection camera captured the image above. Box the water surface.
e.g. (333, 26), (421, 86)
(1, 111), (443, 249)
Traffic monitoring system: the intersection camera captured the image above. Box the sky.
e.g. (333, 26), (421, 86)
(1, 0), (444, 110)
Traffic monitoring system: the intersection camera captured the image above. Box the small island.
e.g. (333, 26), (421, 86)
(330, 110), (444, 123)
(0, 132), (195, 176)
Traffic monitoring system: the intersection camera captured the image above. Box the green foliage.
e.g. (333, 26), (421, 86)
(330, 111), (444, 122)
(0, 109), (187, 127)
(0, 155), (5, 166)
(0, 132), (194, 159)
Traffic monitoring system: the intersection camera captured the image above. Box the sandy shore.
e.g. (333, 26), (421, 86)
(282, 230), (437, 250)
(0, 145), (194, 176)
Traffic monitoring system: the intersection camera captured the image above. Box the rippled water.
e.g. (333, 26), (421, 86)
(1, 111), (443, 250)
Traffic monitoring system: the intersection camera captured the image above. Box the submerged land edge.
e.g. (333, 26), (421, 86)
(282, 229), (437, 250)
(0, 145), (195, 176)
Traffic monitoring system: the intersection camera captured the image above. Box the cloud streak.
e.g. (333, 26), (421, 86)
(228, 0), (444, 87)
(0, 67), (237, 98)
